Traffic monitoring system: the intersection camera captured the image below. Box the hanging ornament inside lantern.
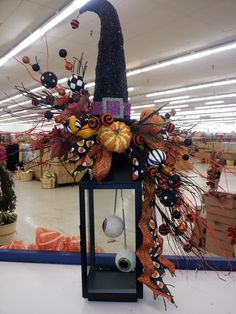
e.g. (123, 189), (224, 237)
(102, 216), (124, 238)
(115, 249), (136, 272)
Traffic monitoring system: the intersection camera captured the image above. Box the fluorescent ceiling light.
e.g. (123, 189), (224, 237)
(163, 104), (189, 109)
(146, 78), (236, 98)
(127, 41), (236, 77)
(7, 104), (19, 109)
(210, 112), (236, 118)
(7, 100), (31, 109)
(159, 108), (181, 113)
(154, 96), (190, 103)
(0, 117), (18, 121)
(175, 107), (236, 116)
(132, 104), (155, 109)
(194, 103), (236, 110)
(14, 119), (38, 124)
(205, 100), (224, 105)
(174, 113), (236, 121)
(0, 94), (22, 105)
(21, 113), (40, 118)
(170, 93), (236, 105)
(173, 115), (201, 120)
(0, 0), (90, 67)
(128, 87), (135, 92)
(176, 117), (236, 122)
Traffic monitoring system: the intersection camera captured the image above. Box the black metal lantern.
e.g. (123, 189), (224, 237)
(79, 154), (143, 302)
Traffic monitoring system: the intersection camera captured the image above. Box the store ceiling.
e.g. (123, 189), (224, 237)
(0, 0), (236, 131)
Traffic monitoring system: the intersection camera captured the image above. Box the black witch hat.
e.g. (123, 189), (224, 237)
(79, 0), (129, 117)
(78, 0), (132, 179)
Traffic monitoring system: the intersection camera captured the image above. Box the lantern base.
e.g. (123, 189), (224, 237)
(86, 268), (142, 302)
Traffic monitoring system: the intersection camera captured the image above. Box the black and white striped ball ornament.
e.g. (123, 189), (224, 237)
(148, 149), (166, 167)
(67, 75), (85, 92)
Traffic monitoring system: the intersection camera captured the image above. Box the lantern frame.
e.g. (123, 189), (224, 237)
(79, 181), (143, 302)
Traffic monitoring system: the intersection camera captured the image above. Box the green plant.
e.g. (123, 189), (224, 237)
(0, 165), (17, 225)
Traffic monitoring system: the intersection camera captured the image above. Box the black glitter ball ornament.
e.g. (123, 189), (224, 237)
(79, 0), (128, 101)
(44, 111), (53, 120)
(32, 63), (40, 72)
(59, 49), (67, 58)
(184, 138), (192, 146)
(41, 72), (58, 88)
(165, 113), (171, 120)
(159, 188), (178, 207)
(67, 75), (85, 92)
(172, 210), (181, 219)
(182, 154), (189, 161)
(169, 174), (181, 185)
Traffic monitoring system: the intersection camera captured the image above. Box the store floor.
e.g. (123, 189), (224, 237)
(0, 261), (235, 314)
(13, 162), (236, 254)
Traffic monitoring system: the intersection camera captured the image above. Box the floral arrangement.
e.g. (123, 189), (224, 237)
(15, 0), (223, 305)
(0, 145), (17, 225)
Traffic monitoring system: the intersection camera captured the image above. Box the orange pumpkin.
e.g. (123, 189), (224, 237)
(140, 108), (164, 135)
(97, 121), (132, 153)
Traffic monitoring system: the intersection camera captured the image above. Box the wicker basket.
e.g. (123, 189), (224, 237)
(226, 160), (234, 166)
(41, 177), (56, 189)
(0, 221), (16, 245)
(49, 160), (86, 184)
(14, 170), (22, 180)
(20, 171), (33, 182)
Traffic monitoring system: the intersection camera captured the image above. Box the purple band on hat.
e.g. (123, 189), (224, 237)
(91, 100), (131, 118)
(106, 100), (121, 116)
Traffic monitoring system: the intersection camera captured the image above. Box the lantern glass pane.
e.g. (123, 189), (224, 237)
(84, 188), (137, 295)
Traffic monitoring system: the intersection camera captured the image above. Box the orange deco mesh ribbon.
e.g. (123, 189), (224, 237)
(92, 146), (112, 182)
(136, 179), (175, 303)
